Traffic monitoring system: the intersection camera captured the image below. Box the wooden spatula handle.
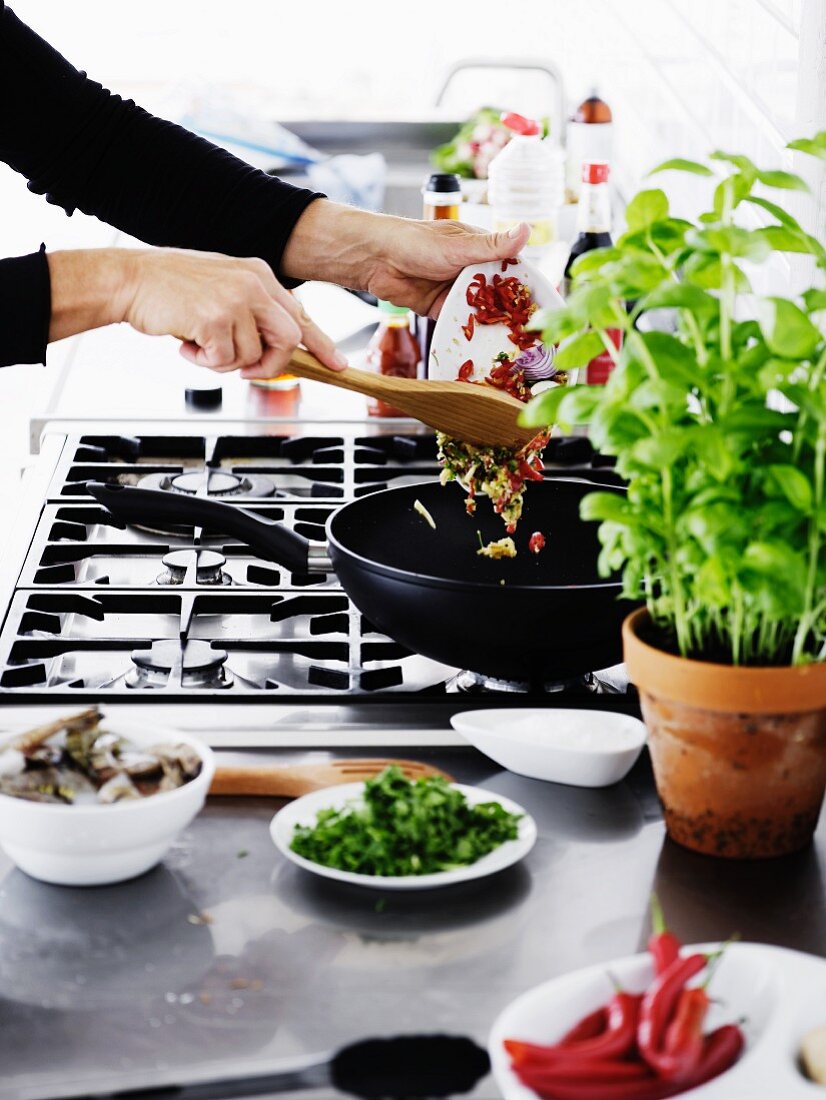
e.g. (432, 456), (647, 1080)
(287, 347), (418, 401)
(210, 765), (316, 798)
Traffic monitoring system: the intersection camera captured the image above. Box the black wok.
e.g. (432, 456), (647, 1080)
(87, 479), (630, 682)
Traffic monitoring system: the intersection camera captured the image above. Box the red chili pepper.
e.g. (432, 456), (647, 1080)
(688, 1024), (744, 1088)
(648, 895), (681, 977)
(558, 1006), (609, 1046)
(519, 459), (545, 482)
(528, 531), (546, 554)
(457, 359), (474, 382)
(506, 992), (643, 1071)
(515, 1059), (652, 1089)
(514, 1073), (684, 1100)
(637, 953), (708, 1073)
(462, 314), (475, 341)
(643, 986), (709, 1082)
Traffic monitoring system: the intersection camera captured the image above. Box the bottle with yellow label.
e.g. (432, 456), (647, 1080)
(487, 112), (565, 263)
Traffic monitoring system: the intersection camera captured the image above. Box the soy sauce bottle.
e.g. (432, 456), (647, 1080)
(563, 161), (620, 385)
(562, 161), (612, 298)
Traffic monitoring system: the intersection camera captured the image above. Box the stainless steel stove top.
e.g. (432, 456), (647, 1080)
(0, 424), (637, 743)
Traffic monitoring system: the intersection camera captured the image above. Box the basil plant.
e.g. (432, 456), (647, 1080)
(522, 136), (826, 667)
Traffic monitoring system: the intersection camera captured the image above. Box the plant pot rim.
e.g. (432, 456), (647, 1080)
(622, 607), (826, 715)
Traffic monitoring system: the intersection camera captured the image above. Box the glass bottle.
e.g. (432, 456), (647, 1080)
(366, 301), (422, 418)
(563, 162), (621, 384)
(417, 173), (461, 373)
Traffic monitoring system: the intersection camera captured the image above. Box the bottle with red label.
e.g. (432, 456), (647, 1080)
(563, 161), (621, 384)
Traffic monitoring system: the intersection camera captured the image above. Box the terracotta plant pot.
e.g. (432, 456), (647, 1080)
(623, 608), (826, 859)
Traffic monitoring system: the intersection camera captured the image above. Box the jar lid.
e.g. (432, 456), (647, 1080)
(378, 300), (410, 315)
(423, 173), (462, 193)
(582, 162), (610, 184)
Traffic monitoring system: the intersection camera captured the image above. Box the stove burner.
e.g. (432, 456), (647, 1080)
(447, 670), (599, 694)
(127, 640), (233, 689)
(136, 470), (276, 499)
(156, 549), (231, 587)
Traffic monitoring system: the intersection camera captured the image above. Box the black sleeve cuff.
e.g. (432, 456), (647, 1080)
(0, 246), (51, 367)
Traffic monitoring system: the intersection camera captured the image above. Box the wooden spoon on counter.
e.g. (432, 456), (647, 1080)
(284, 347), (537, 449)
(210, 757), (452, 798)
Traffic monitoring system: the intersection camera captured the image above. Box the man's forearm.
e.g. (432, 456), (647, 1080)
(280, 200), (394, 289)
(47, 250), (132, 343)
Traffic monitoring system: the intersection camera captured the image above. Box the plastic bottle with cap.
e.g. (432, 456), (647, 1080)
(365, 301), (421, 418)
(486, 112), (565, 262)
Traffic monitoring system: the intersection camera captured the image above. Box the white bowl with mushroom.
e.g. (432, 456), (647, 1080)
(0, 711), (214, 886)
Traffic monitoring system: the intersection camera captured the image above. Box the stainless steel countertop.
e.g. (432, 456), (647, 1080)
(2, 747), (825, 1100)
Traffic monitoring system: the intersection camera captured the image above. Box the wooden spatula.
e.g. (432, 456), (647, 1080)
(286, 347), (537, 449)
(210, 757), (452, 798)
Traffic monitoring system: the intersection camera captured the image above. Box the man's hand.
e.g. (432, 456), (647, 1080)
(361, 218), (531, 319)
(47, 248), (346, 375)
(281, 200), (531, 318)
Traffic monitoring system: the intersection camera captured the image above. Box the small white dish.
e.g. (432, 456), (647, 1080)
(0, 720), (214, 887)
(451, 708), (647, 788)
(490, 942), (826, 1099)
(270, 781), (537, 890)
(428, 258), (565, 383)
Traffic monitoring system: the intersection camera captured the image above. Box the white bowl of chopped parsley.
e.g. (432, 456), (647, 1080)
(270, 767), (536, 890)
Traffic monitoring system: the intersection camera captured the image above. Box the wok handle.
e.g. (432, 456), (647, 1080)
(86, 482), (312, 574)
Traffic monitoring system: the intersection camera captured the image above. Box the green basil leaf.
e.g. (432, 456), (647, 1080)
(743, 195), (804, 230)
(682, 252), (752, 292)
(519, 383), (570, 427)
(555, 330), (606, 369)
(788, 132), (826, 160)
(579, 492), (636, 525)
(630, 428), (691, 468)
(767, 465), (813, 512)
(754, 226), (818, 254)
(638, 283), (718, 318)
(570, 247), (619, 277)
(625, 189), (670, 232)
(530, 305), (581, 342)
(755, 169), (810, 192)
(803, 289), (826, 312)
(758, 298), (822, 359)
(648, 157), (714, 177)
(556, 384), (605, 423)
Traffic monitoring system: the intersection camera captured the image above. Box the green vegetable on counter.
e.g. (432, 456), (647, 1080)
(290, 766), (521, 876)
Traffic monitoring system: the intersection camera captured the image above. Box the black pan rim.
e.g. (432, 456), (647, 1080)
(326, 483), (626, 595)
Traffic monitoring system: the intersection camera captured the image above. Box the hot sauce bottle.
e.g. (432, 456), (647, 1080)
(366, 301), (422, 418)
(417, 173), (462, 373)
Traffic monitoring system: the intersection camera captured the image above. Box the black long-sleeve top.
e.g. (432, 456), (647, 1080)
(0, 2), (322, 367)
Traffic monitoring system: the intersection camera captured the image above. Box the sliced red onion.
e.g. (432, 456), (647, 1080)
(515, 344), (557, 382)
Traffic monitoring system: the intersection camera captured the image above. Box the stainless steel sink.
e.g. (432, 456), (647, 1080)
(279, 119), (463, 217)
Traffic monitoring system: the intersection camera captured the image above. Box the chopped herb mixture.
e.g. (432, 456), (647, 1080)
(289, 766), (521, 876)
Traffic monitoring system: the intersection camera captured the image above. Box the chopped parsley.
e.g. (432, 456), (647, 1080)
(289, 766), (521, 877)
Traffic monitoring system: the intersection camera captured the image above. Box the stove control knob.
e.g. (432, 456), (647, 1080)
(185, 386), (223, 410)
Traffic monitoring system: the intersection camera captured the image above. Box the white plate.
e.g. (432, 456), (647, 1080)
(490, 942), (826, 1099)
(451, 708), (647, 788)
(270, 781), (537, 890)
(429, 258), (565, 384)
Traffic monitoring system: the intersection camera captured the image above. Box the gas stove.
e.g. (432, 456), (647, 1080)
(0, 424), (638, 745)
